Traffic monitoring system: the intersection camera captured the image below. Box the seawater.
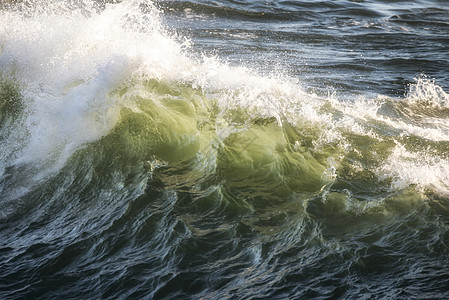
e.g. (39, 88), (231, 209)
(1, 0), (449, 299)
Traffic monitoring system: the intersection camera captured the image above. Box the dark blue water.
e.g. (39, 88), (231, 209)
(159, 0), (449, 96)
(1, 0), (449, 299)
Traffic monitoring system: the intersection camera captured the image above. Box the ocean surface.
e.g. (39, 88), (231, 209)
(1, 0), (449, 299)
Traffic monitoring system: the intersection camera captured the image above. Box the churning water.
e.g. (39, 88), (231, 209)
(1, 0), (449, 298)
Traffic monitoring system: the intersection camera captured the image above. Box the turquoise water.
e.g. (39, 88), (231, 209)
(1, 0), (449, 299)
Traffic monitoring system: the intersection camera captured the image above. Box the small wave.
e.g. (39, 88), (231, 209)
(407, 76), (449, 108)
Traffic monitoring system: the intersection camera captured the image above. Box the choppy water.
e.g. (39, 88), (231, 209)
(1, 0), (449, 299)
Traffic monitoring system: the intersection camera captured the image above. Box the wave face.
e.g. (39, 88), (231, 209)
(1, 0), (449, 299)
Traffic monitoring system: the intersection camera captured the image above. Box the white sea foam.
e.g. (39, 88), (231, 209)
(407, 76), (449, 108)
(378, 143), (449, 196)
(0, 1), (174, 168)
